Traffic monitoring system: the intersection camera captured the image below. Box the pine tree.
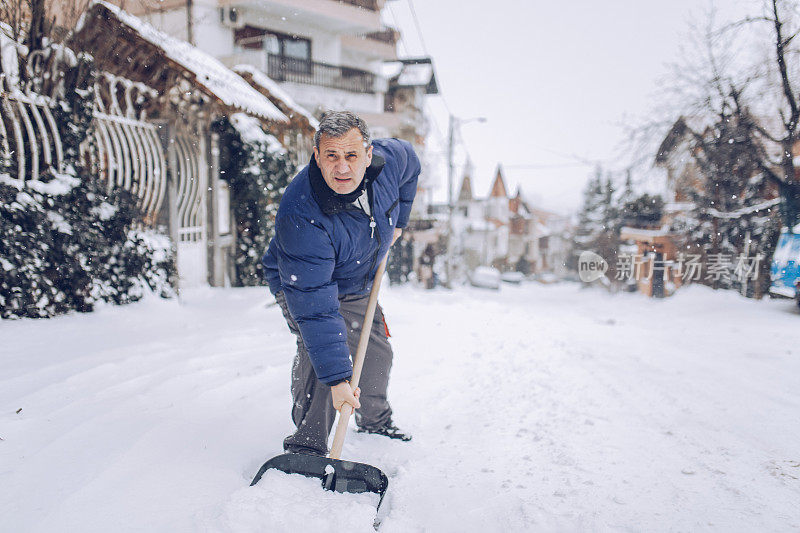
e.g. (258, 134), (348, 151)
(670, 113), (774, 291)
(573, 167), (605, 250)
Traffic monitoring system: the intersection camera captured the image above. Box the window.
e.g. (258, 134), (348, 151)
(234, 26), (311, 65)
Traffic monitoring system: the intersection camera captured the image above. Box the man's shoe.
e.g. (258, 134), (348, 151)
(356, 420), (412, 441)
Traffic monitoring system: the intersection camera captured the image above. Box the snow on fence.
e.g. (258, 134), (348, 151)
(0, 60), (169, 225)
(92, 73), (167, 220)
(0, 84), (65, 186)
(170, 128), (208, 287)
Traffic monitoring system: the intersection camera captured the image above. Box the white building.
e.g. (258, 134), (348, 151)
(113, 0), (407, 137)
(453, 166), (571, 276)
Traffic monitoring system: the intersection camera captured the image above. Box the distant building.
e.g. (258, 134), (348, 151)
(622, 116), (781, 297)
(452, 165), (570, 276)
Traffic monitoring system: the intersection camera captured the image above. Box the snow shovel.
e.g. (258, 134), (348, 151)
(251, 251), (391, 510)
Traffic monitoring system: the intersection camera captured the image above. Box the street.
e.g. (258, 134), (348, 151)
(1, 282), (799, 531)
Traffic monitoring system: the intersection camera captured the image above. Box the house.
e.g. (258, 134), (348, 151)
(68, 1), (314, 289)
(450, 165), (570, 277)
(98, 1), (410, 134)
(622, 116), (782, 297)
(527, 205), (571, 276)
(382, 57), (439, 221)
(94, 0), (441, 267)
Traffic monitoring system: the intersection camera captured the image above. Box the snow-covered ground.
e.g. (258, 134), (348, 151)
(2, 282), (799, 532)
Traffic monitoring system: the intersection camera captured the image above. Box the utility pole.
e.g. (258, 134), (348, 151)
(186, 0), (194, 45)
(444, 114), (485, 288)
(445, 115), (455, 287)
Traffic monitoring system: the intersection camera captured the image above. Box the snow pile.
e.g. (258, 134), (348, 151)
(201, 470), (379, 531)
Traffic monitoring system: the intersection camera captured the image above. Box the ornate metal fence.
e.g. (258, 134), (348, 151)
(170, 129), (208, 286)
(0, 75), (65, 186)
(92, 74), (167, 220)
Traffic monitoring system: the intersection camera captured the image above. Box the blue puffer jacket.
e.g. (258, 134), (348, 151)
(262, 138), (421, 384)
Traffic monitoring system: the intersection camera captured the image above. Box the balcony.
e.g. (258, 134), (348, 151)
(218, 0), (383, 34)
(267, 54), (376, 94)
(341, 25), (398, 60)
(365, 26), (400, 44)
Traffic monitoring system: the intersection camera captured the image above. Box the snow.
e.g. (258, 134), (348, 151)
(229, 113), (285, 154)
(396, 63), (434, 87)
(90, 202), (117, 221)
(231, 65), (319, 129)
(1, 283), (799, 531)
(46, 211), (72, 234)
(25, 172), (81, 196)
(620, 225), (672, 238)
(0, 23), (21, 85)
(83, 2), (288, 123)
(706, 197), (782, 219)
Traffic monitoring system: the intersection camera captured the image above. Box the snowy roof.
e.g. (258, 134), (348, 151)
(78, 1), (288, 123)
(398, 63), (433, 86)
(381, 61), (403, 80)
(387, 58), (438, 94)
(232, 64), (318, 129)
(490, 166), (508, 198)
(458, 175), (473, 202)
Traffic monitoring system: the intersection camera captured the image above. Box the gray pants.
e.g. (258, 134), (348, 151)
(275, 291), (394, 456)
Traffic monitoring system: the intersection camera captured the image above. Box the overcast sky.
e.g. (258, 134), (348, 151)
(383, 0), (757, 214)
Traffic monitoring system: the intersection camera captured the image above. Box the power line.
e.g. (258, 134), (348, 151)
(404, 0), (450, 117)
(406, 0), (429, 56)
(385, 2), (409, 56)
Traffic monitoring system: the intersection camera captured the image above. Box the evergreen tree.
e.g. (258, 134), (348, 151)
(214, 116), (295, 286)
(670, 114), (774, 291)
(571, 167), (605, 258)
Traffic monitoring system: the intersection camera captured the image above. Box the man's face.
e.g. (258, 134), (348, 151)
(314, 128), (373, 195)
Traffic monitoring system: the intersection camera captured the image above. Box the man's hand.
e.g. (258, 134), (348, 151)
(331, 381), (361, 411)
(391, 228), (402, 245)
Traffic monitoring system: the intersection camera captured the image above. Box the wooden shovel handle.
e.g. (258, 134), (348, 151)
(329, 250), (390, 460)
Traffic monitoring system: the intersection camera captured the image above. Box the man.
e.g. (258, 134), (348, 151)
(262, 111), (420, 457)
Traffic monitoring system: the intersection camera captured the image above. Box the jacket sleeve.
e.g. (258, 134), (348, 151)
(275, 214), (352, 384)
(381, 139), (421, 229)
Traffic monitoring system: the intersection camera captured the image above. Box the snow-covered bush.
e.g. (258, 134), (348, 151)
(214, 114), (295, 286)
(0, 46), (175, 319)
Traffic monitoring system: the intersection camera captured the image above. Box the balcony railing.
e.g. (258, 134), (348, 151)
(267, 54), (376, 94)
(337, 0), (379, 11)
(365, 26), (400, 45)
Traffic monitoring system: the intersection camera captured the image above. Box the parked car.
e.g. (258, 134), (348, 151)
(535, 272), (561, 284)
(770, 229), (800, 307)
(469, 266), (501, 290)
(501, 271), (525, 284)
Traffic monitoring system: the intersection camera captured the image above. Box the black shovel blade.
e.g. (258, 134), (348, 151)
(250, 453), (388, 509)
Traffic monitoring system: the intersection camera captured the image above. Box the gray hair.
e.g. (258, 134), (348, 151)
(314, 110), (371, 149)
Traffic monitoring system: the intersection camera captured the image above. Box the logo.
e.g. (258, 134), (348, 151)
(578, 251), (608, 282)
